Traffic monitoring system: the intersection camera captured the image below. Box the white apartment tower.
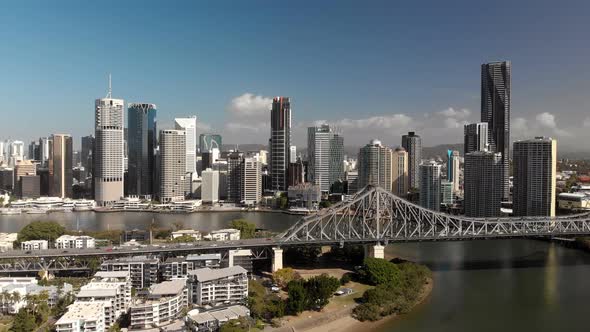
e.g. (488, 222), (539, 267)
(419, 161), (441, 211)
(159, 130), (186, 203)
(174, 116), (197, 174)
(202, 168), (219, 203)
(94, 77), (125, 206)
(241, 156), (262, 205)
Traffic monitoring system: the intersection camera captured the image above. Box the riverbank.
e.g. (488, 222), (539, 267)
(271, 276), (433, 332)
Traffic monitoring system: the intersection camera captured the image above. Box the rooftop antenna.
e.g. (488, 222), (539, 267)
(106, 73), (112, 98)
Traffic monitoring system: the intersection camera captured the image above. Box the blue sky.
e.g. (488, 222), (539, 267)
(1, 0), (590, 150)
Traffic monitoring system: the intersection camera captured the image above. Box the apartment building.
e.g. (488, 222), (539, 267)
(55, 301), (110, 332)
(188, 266), (248, 306)
(55, 235), (96, 249)
(100, 256), (159, 289)
(21, 240), (48, 251)
(129, 279), (188, 329)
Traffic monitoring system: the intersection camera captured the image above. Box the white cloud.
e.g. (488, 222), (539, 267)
(437, 107), (471, 119)
(331, 114), (413, 130)
(536, 112), (557, 128)
(226, 93), (272, 118)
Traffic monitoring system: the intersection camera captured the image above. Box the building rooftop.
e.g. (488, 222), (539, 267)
(103, 255), (159, 264)
(172, 229), (201, 235)
(55, 301), (109, 324)
(149, 279), (186, 296)
(186, 253), (221, 261)
(188, 305), (250, 324)
(93, 271), (130, 279)
(189, 266), (247, 282)
(210, 228), (240, 234)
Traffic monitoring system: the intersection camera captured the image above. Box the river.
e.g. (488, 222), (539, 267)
(2, 212), (589, 331)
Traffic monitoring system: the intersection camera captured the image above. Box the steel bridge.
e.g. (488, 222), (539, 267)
(1, 186), (590, 274)
(277, 186), (590, 243)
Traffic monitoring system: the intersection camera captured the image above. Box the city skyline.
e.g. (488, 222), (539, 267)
(2, 1), (590, 152)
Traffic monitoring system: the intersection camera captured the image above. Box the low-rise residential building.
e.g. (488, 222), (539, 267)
(129, 279), (188, 329)
(204, 229), (240, 241)
(76, 271), (132, 327)
(188, 266), (248, 306)
(100, 256), (159, 289)
(55, 235), (96, 249)
(186, 305), (251, 332)
(161, 254), (223, 281)
(55, 301), (110, 332)
(0, 233), (17, 251)
(21, 240), (48, 251)
(171, 229), (202, 240)
(0, 277), (73, 314)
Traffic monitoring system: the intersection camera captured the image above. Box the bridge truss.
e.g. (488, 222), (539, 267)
(278, 186), (590, 243)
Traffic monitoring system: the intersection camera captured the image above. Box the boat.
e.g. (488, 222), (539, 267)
(1, 208), (22, 215)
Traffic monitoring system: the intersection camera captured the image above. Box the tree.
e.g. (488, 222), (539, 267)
(319, 201), (332, 209)
(286, 280), (307, 314)
(219, 317), (251, 332)
(361, 257), (401, 286)
(9, 308), (37, 332)
(340, 273), (351, 285)
(272, 268), (300, 288)
(229, 219), (256, 239)
(305, 274), (340, 309)
(17, 221), (65, 244)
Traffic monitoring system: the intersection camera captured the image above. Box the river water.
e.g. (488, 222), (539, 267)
(2, 212), (589, 331)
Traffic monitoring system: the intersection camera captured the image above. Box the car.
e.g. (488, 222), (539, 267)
(271, 286), (281, 293)
(25, 251), (32, 254)
(62, 250), (69, 253)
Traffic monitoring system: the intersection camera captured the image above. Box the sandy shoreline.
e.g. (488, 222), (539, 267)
(275, 277), (434, 332)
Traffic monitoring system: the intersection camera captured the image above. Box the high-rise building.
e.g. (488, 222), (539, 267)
(10, 141), (25, 161)
(49, 134), (73, 198)
(201, 168), (219, 204)
(269, 97), (291, 192)
(81, 136), (94, 172)
(345, 170), (359, 194)
(159, 130), (186, 203)
(128, 103), (157, 196)
(241, 156), (262, 205)
(391, 147), (408, 197)
(464, 151), (503, 217)
(28, 141), (39, 161)
(464, 122), (489, 154)
(39, 137), (51, 167)
(307, 125), (344, 193)
(441, 181), (453, 205)
(199, 134), (222, 153)
(481, 61), (511, 201)
(288, 158), (305, 187)
(175, 116), (197, 174)
(94, 79), (125, 206)
(419, 161), (441, 211)
(227, 152), (244, 203)
(513, 137), (557, 217)
(14, 160), (36, 198)
(289, 146), (297, 163)
(358, 139), (392, 191)
(446, 150), (460, 193)
(402, 132), (422, 189)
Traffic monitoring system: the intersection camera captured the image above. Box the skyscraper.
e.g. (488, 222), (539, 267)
(127, 103), (157, 196)
(419, 161), (441, 211)
(159, 129), (186, 203)
(513, 137), (557, 217)
(39, 137), (51, 167)
(358, 139), (392, 191)
(81, 135), (94, 188)
(402, 132), (422, 189)
(174, 116), (197, 174)
(391, 147), (408, 197)
(269, 97), (291, 192)
(446, 150), (460, 193)
(227, 151), (244, 203)
(199, 134), (222, 153)
(464, 151), (503, 217)
(14, 160), (36, 198)
(49, 134), (73, 198)
(242, 156), (262, 205)
(307, 125), (344, 193)
(94, 78), (125, 206)
(464, 122), (489, 154)
(481, 61), (510, 201)
(201, 168), (219, 204)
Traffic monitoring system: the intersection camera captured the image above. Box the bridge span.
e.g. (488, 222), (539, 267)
(1, 186), (589, 273)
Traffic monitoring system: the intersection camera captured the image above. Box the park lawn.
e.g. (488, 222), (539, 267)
(327, 281), (373, 307)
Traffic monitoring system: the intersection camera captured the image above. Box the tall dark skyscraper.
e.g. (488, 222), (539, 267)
(127, 103), (157, 196)
(269, 97), (291, 192)
(464, 151), (503, 217)
(481, 61), (510, 201)
(401, 131), (422, 189)
(464, 122), (488, 155)
(81, 135), (94, 173)
(49, 134), (73, 198)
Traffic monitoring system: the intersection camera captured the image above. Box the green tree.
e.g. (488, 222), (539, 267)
(219, 316), (251, 332)
(286, 280), (307, 314)
(9, 308), (37, 332)
(17, 221), (65, 244)
(272, 267), (300, 288)
(319, 200), (332, 209)
(248, 280), (285, 322)
(362, 257), (401, 286)
(229, 219), (256, 239)
(305, 274), (340, 309)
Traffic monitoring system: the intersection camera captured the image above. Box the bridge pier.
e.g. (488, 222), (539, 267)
(272, 247), (283, 272)
(365, 243), (385, 259)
